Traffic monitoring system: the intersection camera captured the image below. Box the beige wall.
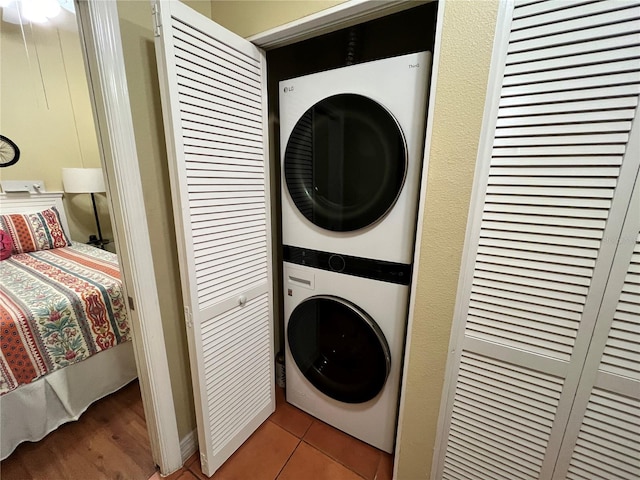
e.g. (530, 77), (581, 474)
(0, 11), (113, 244)
(209, 0), (345, 38)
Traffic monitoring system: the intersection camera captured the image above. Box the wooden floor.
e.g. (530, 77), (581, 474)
(2, 383), (393, 480)
(1, 380), (156, 480)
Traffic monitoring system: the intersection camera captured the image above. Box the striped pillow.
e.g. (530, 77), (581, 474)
(0, 207), (71, 254)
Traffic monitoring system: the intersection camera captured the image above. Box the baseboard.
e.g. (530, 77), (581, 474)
(180, 429), (198, 463)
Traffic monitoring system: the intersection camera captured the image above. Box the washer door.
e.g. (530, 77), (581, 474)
(287, 295), (391, 403)
(284, 94), (407, 232)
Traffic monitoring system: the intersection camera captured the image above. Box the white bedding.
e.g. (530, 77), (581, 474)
(0, 326), (137, 459)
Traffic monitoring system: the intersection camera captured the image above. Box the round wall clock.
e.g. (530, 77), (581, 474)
(0, 135), (20, 168)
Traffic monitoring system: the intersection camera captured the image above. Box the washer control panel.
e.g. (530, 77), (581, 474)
(283, 245), (411, 285)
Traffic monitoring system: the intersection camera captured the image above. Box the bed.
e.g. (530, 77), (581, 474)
(0, 192), (137, 460)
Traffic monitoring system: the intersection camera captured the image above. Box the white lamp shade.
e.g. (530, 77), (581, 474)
(62, 168), (106, 193)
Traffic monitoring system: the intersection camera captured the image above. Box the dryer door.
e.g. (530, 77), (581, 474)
(284, 94), (406, 232)
(287, 295), (391, 403)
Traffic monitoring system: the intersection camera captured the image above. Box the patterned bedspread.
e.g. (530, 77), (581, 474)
(0, 243), (130, 395)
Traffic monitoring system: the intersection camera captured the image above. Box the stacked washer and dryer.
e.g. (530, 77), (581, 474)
(279, 51), (431, 453)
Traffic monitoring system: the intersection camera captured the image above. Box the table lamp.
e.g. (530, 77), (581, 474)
(62, 167), (106, 248)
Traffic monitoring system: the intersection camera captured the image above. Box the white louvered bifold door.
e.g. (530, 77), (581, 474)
(153, 1), (274, 476)
(434, 1), (640, 479)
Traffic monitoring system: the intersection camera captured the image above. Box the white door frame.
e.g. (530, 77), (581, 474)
(76, 0), (182, 475)
(77, 0), (441, 474)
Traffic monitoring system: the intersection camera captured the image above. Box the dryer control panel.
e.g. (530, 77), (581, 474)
(283, 245), (411, 285)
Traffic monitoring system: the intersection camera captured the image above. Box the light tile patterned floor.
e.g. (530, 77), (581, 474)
(151, 388), (393, 480)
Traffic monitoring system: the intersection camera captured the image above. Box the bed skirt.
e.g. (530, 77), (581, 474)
(0, 341), (137, 460)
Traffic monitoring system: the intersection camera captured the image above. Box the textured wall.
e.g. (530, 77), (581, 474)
(395, 1), (499, 478)
(0, 10), (112, 245)
(209, 0), (345, 38)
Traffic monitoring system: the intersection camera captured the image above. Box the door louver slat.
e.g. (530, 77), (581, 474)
(182, 120), (263, 146)
(449, 419), (545, 463)
(179, 78), (261, 116)
(513, 0), (605, 19)
(471, 282), (585, 313)
(505, 46), (640, 75)
(508, 32), (640, 68)
(497, 122), (632, 136)
(451, 410), (547, 456)
(454, 395), (551, 442)
(173, 39), (261, 88)
(509, 5), (640, 43)
(171, 21), (260, 72)
(497, 110), (637, 126)
(501, 72), (640, 99)
(503, 59), (640, 88)
(499, 84), (640, 106)
(178, 86), (262, 120)
(508, 20), (640, 54)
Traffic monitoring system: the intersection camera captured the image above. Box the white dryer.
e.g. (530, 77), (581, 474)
(283, 260), (409, 453)
(279, 51), (431, 265)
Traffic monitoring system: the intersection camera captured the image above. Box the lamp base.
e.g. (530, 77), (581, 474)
(87, 234), (110, 250)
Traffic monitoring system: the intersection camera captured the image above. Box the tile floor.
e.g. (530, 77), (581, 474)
(152, 388), (393, 480)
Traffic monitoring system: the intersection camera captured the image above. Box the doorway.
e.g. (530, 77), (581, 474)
(0, 3), (155, 475)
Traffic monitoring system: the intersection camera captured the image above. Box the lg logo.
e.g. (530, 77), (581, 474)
(283, 85), (295, 93)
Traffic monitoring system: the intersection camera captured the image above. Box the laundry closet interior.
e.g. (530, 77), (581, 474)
(264, 0), (439, 456)
(154, 0), (439, 475)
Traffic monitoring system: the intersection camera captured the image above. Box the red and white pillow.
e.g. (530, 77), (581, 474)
(0, 207), (71, 255)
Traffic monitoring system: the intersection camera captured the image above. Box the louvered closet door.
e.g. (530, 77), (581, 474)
(435, 1), (640, 479)
(153, 1), (273, 476)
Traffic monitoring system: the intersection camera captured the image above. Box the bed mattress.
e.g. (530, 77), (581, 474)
(0, 243), (131, 394)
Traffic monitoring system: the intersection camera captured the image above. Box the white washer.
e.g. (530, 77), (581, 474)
(280, 51), (431, 265)
(283, 261), (409, 453)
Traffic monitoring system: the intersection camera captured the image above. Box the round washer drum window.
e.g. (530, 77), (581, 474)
(284, 94), (407, 232)
(287, 295), (391, 404)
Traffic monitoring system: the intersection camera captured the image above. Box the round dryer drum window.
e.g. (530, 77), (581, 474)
(287, 295), (391, 403)
(284, 94), (407, 232)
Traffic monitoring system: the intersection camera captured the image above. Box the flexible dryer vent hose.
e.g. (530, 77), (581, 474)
(345, 26), (361, 66)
